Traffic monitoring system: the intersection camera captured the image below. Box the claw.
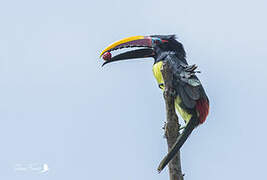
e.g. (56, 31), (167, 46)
(179, 126), (186, 131)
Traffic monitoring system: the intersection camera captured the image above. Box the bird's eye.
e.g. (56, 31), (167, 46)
(153, 38), (161, 44)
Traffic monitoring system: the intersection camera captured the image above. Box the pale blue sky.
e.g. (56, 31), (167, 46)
(0, 0), (267, 179)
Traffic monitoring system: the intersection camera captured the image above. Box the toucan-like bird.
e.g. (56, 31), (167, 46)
(100, 35), (209, 172)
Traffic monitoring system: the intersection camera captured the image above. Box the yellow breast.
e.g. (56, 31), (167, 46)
(152, 61), (164, 90)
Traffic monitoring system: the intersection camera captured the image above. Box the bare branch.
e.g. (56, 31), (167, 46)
(160, 60), (184, 180)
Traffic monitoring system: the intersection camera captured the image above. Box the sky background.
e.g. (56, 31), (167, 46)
(0, 0), (267, 179)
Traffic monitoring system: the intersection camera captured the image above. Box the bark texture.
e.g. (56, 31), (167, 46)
(161, 61), (184, 180)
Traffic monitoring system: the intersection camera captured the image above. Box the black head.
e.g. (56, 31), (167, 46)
(150, 35), (186, 62)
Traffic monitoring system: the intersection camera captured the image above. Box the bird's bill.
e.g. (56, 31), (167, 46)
(102, 48), (154, 66)
(100, 36), (153, 66)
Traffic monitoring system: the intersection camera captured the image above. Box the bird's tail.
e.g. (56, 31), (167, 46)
(157, 117), (197, 173)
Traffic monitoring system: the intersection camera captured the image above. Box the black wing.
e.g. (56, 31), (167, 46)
(165, 54), (207, 110)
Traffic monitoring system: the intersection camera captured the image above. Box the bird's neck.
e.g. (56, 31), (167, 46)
(154, 51), (174, 64)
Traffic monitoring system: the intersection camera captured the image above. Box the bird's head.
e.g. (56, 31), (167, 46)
(100, 35), (186, 66)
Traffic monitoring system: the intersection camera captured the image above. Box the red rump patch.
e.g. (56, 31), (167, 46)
(196, 98), (209, 124)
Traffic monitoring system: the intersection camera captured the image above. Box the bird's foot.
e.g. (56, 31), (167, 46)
(179, 126), (185, 132)
(170, 89), (176, 96)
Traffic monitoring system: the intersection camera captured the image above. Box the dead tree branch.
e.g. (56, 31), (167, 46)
(160, 60), (184, 180)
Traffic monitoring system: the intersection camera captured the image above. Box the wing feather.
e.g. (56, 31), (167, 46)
(184, 83), (200, 100)
(178, 85), (196, 109)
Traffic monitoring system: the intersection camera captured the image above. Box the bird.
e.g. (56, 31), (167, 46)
(100, 35), (209, 172)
